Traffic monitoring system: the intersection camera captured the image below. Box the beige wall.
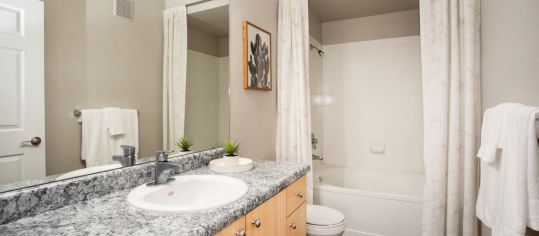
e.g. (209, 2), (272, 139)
(188, 26), (220, 56)
(309, 9), (323, 43)
(481, 0), (539, 235)
(45, 0), (164, 175)
(322, 9), (419, 45)
(218, 38), (229, 57)
(481, 0), (539, 109)
(229, 0), (278, 160)
(45, 0), (87, 175)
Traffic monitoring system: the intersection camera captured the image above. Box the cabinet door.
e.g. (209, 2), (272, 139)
(286, 202), (306, 236)
(215, 216), (245, 236)
(246, 191), (286, 236)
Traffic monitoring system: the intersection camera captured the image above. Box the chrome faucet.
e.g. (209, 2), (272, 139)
(112, 145), (136, 167)
(147, 151), (178, 186)
(311, 133), (319, 150)
(312, 154), (324, 161)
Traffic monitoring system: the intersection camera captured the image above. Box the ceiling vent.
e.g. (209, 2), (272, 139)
(113, 0), (134, 21)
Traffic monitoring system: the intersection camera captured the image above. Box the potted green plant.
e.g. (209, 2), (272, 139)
(176, 136), (193, 154)
(222, 139), (240, 165)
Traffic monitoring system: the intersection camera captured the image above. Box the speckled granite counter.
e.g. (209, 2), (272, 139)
(0, 161), (309, 236)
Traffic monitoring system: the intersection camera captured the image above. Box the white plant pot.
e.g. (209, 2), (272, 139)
(221, 155), (239, 166)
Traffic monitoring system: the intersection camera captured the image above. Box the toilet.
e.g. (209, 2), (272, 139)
(306, 204), (346, 236)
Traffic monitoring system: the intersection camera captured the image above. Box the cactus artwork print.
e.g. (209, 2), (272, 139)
(243, 21), (272, 90)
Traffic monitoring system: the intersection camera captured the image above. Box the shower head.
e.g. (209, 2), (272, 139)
(310, 44), (325, 56)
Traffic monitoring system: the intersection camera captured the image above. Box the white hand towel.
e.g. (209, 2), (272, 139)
(477, 103), (520, 163)
(109, 109), (139, 157)
(80, 109), (110, 166)
(103, 107), (124, 136)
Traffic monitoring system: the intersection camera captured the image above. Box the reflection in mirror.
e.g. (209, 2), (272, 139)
(0, 0), (229, 193)
(185, 4), (230, 152)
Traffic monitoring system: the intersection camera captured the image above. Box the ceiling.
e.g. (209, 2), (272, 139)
(187, 5), (229, 38)
(309, 0), (419, 22)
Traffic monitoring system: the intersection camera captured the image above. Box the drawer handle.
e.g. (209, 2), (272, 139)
(297, 192), (304, 198)
(235, 229), (246, 236)
(289, 223), (297, 229)
(251, 219), (262, 228)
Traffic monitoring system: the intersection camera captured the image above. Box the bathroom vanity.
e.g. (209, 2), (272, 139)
(0, 149), (309, 235)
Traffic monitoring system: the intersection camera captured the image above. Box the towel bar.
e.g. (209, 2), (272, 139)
(73, 108), (139, 117)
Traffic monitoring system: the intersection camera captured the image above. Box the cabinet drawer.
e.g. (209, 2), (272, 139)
(286, 176), (306, 216)
(286, 202), (306, 236)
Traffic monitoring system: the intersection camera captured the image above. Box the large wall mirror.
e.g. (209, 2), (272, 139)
(0, 0), (230, 193)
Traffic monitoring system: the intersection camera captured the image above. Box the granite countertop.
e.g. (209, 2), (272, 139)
(0, 160), (309, 236)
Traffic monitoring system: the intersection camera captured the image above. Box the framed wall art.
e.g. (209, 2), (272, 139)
(243, 21), (272, 90)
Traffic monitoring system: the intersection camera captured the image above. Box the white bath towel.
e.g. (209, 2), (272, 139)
(476, 104), (539, 236)
(81, 108), (139, 167)
(103, 107), (124, 136)
(477, 103), (519, 163)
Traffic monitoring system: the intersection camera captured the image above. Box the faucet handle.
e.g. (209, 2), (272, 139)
(156, 151), (168, 162)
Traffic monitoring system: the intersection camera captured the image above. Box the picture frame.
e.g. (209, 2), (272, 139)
(243, 21), (272, 90)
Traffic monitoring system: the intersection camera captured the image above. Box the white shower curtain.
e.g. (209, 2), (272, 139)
(420, 0), (481, 235)
(162, 6), (187, 151)
(276, 0), (313, 203)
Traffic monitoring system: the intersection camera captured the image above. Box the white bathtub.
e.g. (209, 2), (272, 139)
(313, 164), (424, 236)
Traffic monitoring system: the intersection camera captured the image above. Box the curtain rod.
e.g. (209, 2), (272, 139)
(185, 0), (214, 7)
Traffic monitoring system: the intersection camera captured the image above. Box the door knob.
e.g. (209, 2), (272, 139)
(21, 137), (41, 146)
(235, 229), (246, 236)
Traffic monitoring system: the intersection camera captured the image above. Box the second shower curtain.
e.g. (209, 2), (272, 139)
(420, 0), (481, 235)
(163, 6), (188, 151)
(276, 0), (313, 203)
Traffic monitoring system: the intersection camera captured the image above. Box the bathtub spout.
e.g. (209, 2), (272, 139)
(312, 155), (324, 161)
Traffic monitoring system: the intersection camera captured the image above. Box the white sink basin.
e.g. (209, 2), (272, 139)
(127, 175), (249, 212)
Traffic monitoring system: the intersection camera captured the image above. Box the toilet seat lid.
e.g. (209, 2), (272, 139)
(307, 204), (345, 226)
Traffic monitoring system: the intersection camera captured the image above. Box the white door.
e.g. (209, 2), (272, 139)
(0, 0), (45, 184)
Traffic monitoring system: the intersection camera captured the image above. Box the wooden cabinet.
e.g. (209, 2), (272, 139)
(215, 176), (307, 236)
